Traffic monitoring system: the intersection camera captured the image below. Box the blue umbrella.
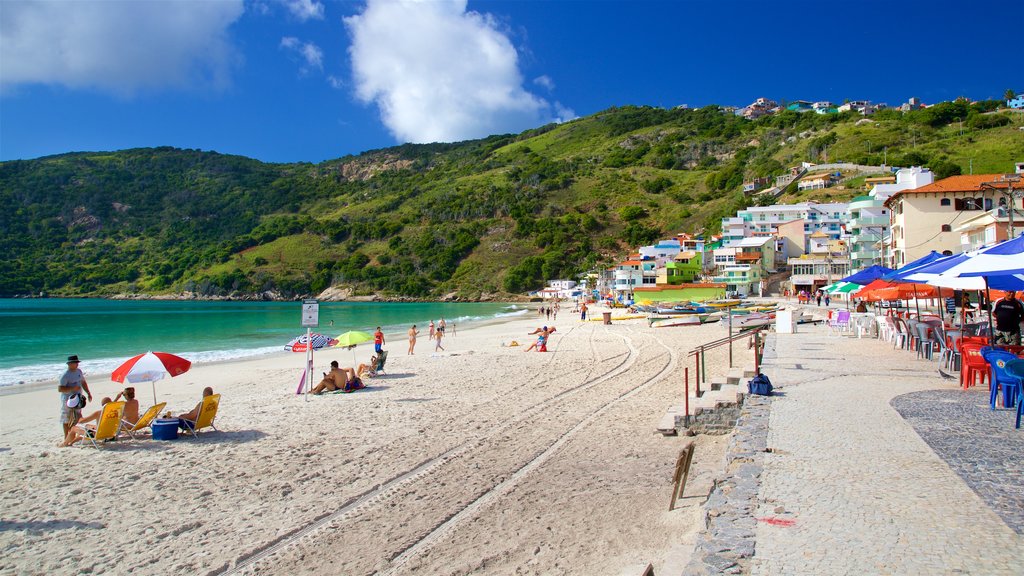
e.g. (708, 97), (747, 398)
(841, 264), (895, 285)
(884, 251), (947, 282)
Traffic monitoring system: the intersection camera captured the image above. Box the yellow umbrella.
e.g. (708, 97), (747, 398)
(333, 331), (374, 366)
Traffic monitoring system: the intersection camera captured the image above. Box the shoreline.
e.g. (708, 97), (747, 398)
(0, 302), (537, 394)
(0, 309), (743, 575)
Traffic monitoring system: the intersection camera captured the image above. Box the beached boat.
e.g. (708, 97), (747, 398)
(651, 315), (702, 328)
(650, 312), (721, 327)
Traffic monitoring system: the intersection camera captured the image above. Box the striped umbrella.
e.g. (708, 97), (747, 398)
(112, 351), (192, 404)
(284, 333), (338, 352)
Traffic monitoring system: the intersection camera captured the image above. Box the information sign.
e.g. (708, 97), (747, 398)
(301, 299), (319, 327)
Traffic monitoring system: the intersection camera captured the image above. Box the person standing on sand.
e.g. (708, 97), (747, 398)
(824, 294), (831, 307)
(408, 325), (418, 355)
(816, 292), (822, 306)
(58, 355), (92, 437)
(373, 327), (385, 354)
(580, 302), (588, 321)
(434, 328), (445, 352)
(429, 320), (435, 340)
(438, 318), (446, 335)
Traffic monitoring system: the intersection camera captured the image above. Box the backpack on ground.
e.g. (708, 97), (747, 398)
(748, 373), (773, 396)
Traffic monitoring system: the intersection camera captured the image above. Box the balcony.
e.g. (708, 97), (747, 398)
(848, 216), (889, 229)
(735, 252), (763, 263)
(850, 249), (880, 261)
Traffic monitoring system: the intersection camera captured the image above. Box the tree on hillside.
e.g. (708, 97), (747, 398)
(1006, 89), (1017, 101)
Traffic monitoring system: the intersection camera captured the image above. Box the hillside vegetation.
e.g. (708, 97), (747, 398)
(2, 100), (1022, 299)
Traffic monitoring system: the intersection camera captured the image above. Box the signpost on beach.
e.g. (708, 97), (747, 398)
(301, 299), (319, 401)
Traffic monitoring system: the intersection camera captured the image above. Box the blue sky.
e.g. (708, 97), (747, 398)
(1, 0), (1018, 164)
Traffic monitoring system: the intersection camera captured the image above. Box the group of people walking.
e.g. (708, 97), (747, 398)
(406, 318), (450, 355)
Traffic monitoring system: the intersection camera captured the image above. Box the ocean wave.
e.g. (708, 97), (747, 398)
(494, 309), (529, 318)
(0, 345), (283, 388)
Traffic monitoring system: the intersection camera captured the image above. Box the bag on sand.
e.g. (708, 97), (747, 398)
(747, 374), (773, 396)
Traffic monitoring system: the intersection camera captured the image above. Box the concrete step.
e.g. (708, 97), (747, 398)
(656, 412), (679, 435)
(709, 377), (729, 391)
(743, 368), (758, 379)
(726, 367), (744, 385)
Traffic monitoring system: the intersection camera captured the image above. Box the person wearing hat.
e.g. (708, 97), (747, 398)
(58, 355), (93, 437)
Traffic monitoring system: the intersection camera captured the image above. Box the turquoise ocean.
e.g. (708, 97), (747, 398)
(0, 299), (528, 387)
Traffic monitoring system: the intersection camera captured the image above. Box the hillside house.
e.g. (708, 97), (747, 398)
(797, 173), (838, 191)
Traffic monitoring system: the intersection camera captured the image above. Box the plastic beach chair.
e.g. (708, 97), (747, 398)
(369, 350), (388, 376)
(79, 401), (126, 449)
(981, 347), (1022, 410)
(828, 310), (851, 336)
(121, 402), (167, 440)
(1007, 360), (1024, 429)
(180, 394), (220, 438)
(960, 343), (990, 390)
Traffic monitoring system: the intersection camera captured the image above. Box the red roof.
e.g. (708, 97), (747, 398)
(620, 260), (642, 266)
(885, 174), (1017, 206)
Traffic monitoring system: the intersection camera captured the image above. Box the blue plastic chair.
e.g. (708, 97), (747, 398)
(980, 347), (1022, 410)
(1005, 359), (1024, 429)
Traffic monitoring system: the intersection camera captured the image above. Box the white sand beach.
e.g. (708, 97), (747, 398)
(0, 311), (750, 576)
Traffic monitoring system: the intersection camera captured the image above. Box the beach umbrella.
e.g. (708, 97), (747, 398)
(333, 331), (373, 348)
(111, 351), (192, 404)
(841, 265), (895, 285)
(333, 330), (374, 365)
(284, 333), (338, 352)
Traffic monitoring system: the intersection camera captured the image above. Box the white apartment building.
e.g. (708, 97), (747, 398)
(637, 238), (682, 264)
(846, 167), (933, 271)
(721, 202), (848, 252)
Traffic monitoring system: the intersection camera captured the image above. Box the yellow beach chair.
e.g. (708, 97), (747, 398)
(83, 401), (126, 448)
(121, 402), (167, 440)
(181, 394), (220, 438)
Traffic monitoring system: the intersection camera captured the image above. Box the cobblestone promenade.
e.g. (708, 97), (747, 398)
(752, 324), (1023, 575)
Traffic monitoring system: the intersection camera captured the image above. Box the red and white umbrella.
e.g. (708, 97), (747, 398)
(112, 351), (192, 404)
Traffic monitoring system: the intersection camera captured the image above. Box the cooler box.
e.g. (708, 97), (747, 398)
(152, 418), (179, 440)
(602, 312), (612, 325)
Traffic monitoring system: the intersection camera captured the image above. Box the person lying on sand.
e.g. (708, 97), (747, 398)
(115, 387), (139, 425)
(59, 397), (112, 447)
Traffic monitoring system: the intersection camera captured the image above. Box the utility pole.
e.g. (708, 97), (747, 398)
(982, 174), (1023, 238)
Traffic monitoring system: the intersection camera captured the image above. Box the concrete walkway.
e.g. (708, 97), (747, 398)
(752, 323), (1022, 575)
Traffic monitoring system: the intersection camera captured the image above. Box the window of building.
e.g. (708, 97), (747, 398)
(940, 198), (951, 206)
(941, 224), (952, 232)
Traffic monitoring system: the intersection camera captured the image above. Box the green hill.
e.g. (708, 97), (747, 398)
(2, 100), (1022, 299)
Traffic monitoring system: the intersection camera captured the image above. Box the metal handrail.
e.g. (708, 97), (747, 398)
(685, 326), (767, 398)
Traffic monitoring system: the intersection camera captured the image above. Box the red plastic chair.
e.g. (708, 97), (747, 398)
(959, 343), (990, 390)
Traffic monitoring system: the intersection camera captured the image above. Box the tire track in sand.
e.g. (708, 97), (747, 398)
(218, 323), (633, 576)
(372, 328), (677, 576)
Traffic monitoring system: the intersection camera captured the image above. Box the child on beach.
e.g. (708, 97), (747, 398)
(434, 328), (445, 352)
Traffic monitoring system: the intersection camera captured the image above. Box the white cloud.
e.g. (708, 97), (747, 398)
(344, 0), (574, 143)
(533, 75), (554, 91)
(327, 75), (345, 90)
(280, 36), (323, 73)
(280, 0), (324, 21)
(0, 0), (245, 95)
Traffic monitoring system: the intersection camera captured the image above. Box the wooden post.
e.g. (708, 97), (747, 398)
(668, 443), (696, 511)
(754, 331), (761, 376)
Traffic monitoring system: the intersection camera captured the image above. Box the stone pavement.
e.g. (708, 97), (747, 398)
(752, 323), (1023, 575)
(892, 389), (1023, 534)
